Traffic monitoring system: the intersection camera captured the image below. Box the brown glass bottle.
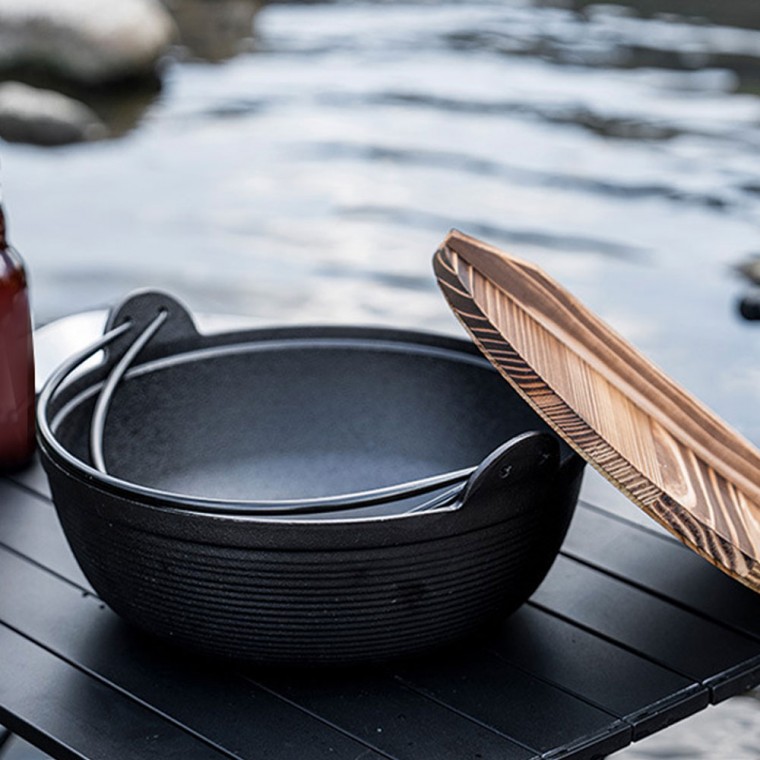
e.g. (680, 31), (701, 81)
(0, 202), (35, 470)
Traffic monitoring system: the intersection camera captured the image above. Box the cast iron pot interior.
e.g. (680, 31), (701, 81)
(37, 290), (584, 664)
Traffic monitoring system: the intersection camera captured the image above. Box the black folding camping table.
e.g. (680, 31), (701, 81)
(1, 313), (759, 760)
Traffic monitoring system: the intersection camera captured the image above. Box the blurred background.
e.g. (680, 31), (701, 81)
(1, 0), (759, 756)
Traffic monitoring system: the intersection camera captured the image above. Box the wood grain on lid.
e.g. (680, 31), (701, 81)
(434, 229), (760, 592)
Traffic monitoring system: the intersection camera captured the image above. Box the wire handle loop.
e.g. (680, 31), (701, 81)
(90, 310), (168, 473)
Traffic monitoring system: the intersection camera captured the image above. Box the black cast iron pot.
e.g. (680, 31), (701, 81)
(37, 291), (584, 665)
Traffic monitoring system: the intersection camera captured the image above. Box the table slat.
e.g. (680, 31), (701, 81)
(533, 555), (760, 699)
(567, 503), (760, 642)
(8, 456), (52, 500)
(0, 480), (89, 590)
(392, 650), (631, 758)
(488, 605), (708, 740)
(252, 670), (537, 760)
(0, 622), (235, 760)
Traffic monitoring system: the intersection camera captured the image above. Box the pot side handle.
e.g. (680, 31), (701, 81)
(460, 431), (560, 509)
(101, 289), (200, 368)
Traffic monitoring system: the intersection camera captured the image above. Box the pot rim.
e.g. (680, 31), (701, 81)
(39, 323), (575, 524)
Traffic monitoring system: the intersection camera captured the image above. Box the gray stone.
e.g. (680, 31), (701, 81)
(0, 0), (176, 85)
(161, 0), (259, 62)
(0, 82), (107, 145)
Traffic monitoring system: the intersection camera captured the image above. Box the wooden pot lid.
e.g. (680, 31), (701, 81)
(434, 229), (760, 593)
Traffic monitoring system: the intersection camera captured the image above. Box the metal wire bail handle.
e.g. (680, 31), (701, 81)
(38, 304), (475, 514)
(37, 317), (133, 466)
(89, 309), (168, 473)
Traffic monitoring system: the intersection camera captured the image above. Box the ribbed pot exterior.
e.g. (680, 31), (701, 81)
(45, 454), (582, 665)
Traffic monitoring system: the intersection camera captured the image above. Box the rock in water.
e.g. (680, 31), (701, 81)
(735, 254), (760, 286)
(0, 0), (176, 85)
(0, 82), (107, 145)
(161, 0), (259, 62)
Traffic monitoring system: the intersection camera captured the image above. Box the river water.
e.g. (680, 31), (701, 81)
(2, 0), (760, 757)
